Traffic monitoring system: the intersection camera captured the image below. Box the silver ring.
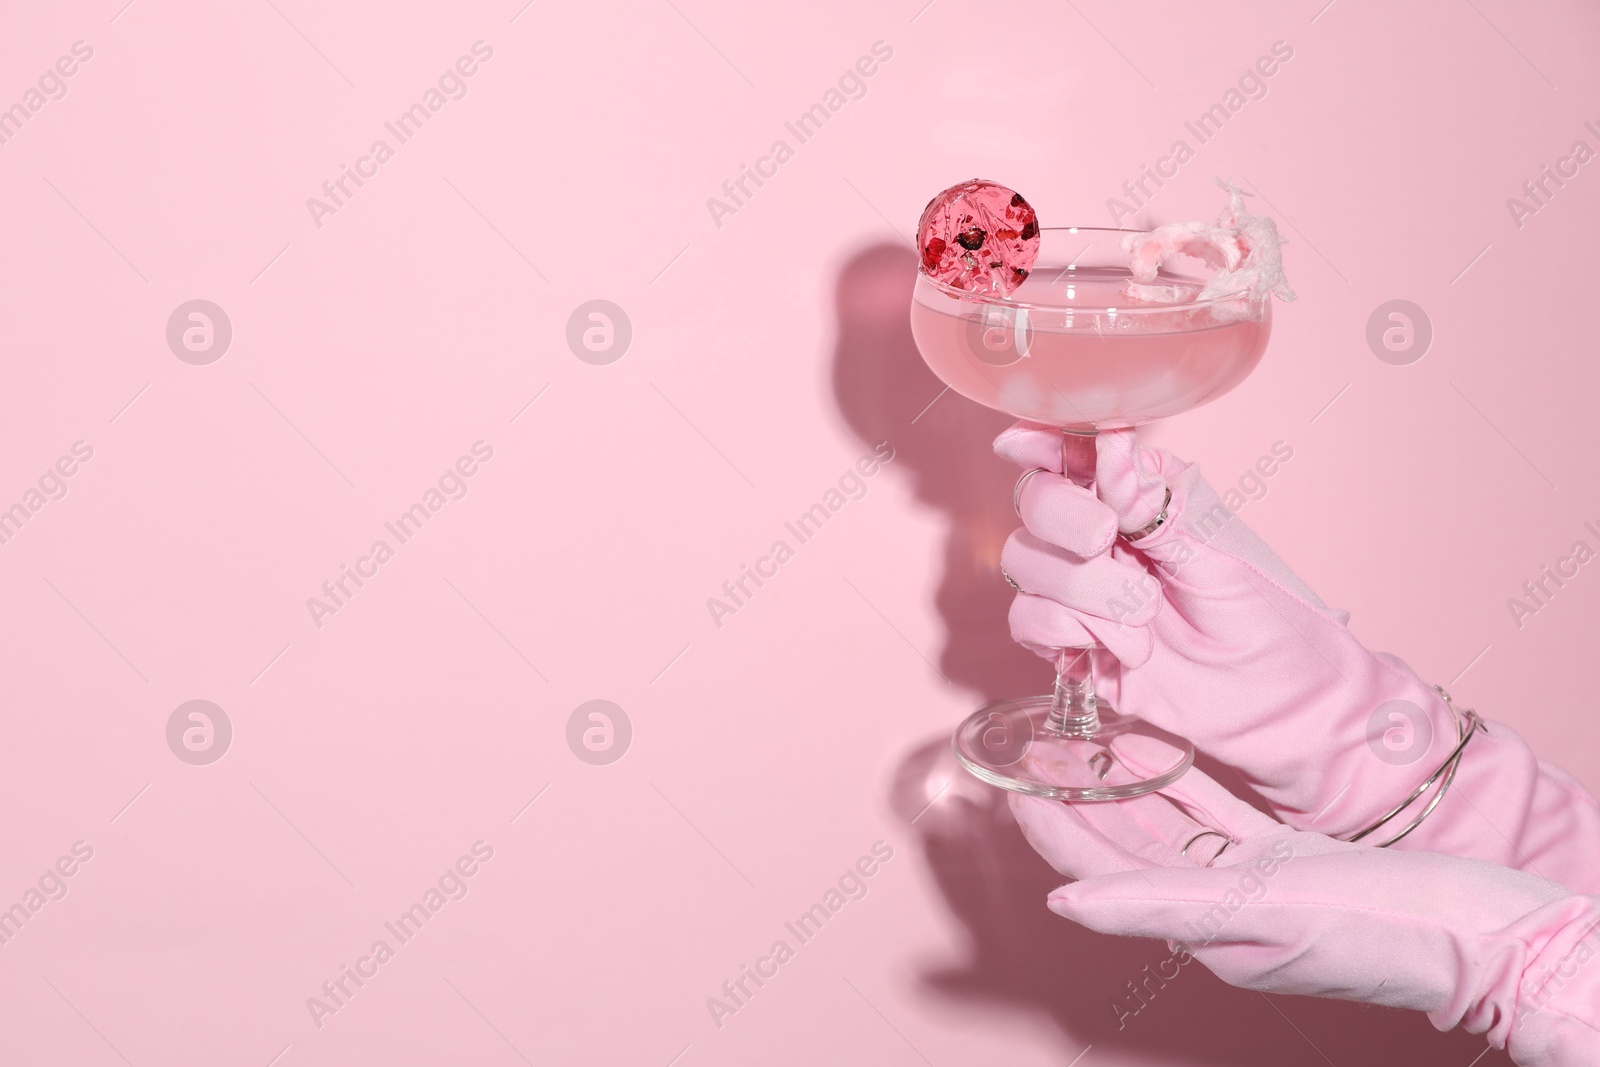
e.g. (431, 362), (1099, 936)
(1180, 830), (1229, 861)
(1001, 567), (1022, 592)
(1013, 467), (1051, 516)
(1122, 487), (1173, 542)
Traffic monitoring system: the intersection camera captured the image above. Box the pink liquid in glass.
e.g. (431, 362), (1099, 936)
(910, 266), (1270, 429)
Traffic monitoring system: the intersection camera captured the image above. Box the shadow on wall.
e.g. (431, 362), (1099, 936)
(828, 242), (1511, 1066)
(829, 241), (1044, 704)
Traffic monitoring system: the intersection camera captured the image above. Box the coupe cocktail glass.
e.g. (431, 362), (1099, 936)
(909, 226), (1272, 800)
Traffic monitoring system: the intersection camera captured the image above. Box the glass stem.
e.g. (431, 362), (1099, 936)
(1045, 648), (1100, 739)
(1045, 429), (1105, 741)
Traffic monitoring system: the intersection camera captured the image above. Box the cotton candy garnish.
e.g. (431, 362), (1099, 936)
(1120, 178), (1297, 316)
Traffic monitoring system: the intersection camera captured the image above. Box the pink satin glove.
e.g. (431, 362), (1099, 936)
(997, 422), (1600, 893)
(1011, 738), (1600, 1067)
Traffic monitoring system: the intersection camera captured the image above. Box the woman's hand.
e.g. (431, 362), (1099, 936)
(1010, 737), (1600, 1067)
(997, 421), (1600, 893)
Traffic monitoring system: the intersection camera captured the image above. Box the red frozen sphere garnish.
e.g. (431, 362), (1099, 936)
(917, 179), (1041, 295)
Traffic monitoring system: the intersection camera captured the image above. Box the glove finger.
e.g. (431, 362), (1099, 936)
(1095, 428), (1173, 537)
(994, 421), (1065, 473)
(1008, 593), (1097, 652)
(1017, 471), (1118, 557)
(1001, 530), (1162, 625)
(1109, 734), (1283, 846)
(1009, 750), (1206, 878)
(1008, 594), (1154, 667)
(1046, 864), (1281, 946)
(1010, 794), (1140, 881)
(1011, 795), (1201, 881)
(1070, 782), (1220, 871)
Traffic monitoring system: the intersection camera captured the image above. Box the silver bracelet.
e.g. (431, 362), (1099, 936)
(1344, 686), (1484, 848)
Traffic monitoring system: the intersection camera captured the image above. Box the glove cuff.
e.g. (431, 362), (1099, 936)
(1449, 895), (1600, 1065)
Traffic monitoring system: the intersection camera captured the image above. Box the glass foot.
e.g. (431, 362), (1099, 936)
(952, 695), (1194, 801)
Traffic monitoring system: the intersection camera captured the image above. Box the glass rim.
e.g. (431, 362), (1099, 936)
(916, 225), (1258, 314)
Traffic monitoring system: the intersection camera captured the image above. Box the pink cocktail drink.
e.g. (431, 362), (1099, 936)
(911, 264), (1269, 430)
(908, 200), (1289, 802)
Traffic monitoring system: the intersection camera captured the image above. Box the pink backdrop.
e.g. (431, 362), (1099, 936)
(1, 0), (1595, 1063)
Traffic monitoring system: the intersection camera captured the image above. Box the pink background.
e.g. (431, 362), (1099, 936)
(1, 0), (1596, 1063)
